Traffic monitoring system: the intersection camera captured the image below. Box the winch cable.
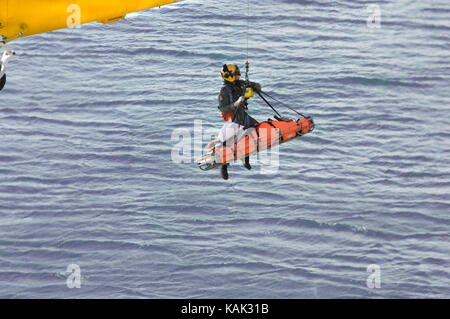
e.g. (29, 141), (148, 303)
(233, 0), (251, 120)
(259, 90), (307, 119)
(245, 0), (250, 86)
(255, 91), (283, 118)
(242, 2), (307, 120)
(246, 0), (249, 69)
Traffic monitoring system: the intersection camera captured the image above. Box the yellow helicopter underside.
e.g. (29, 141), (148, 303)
(0, 0), (181, 42)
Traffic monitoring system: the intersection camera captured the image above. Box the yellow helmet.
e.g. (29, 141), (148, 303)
(221, 64), (241, 83)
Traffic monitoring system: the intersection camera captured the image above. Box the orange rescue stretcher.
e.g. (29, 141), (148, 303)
(196, 116), (315, 171)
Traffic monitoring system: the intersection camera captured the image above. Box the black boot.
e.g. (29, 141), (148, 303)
(220, 164), (229, 180)
(244, 156), (251, 170)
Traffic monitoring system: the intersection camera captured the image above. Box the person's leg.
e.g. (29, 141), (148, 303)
(242, 115), (258, 170)
(244, 156), (251, 170)
(220, 164), (229, 180)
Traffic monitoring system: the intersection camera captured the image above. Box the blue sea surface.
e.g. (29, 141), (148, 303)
(0, 0), (449, 298)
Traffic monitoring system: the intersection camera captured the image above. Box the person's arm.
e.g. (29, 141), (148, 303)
(218, 88), (234, 114)
(218, 88), (245, 114)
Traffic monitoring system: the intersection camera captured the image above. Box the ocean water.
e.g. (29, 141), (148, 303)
(0, 0), (449, 298)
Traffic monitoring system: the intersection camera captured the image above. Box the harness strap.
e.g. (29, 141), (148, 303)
(223, 85), (234, 106)
(265, 120), (282, 142)
(265, 120), (277, 128)
(244, 114), (250, 128)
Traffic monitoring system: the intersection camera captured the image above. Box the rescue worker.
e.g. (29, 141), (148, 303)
(217, 64), (262, 180)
